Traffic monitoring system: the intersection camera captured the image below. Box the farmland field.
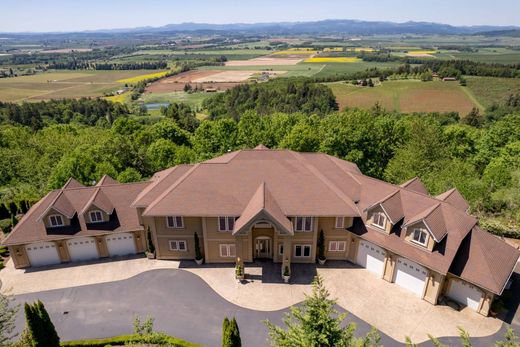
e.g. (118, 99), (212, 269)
(304, 57), (361, 63)
(465, 76), (520, 107)
(327, 80), (478, 114)
(0, 70), (162, 102)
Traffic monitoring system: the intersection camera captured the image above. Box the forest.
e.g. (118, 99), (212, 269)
(1, 84), (520, 238)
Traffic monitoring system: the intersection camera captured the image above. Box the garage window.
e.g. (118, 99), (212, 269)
(219, 244), (236, 257)
(294, 217), (313, 232)
(372, 212), (386, 229)
(329, 241), (346, 252)
(89, 210), (103, 223)
(294, 244), (311, 257)
(166, 216), (184, 229)
(335, 217), (345, 229)
(412, 228), (429, 246)
(218, 217), (236, 232)
(48, 214), (64, 227)
(169, 240), (187, 251)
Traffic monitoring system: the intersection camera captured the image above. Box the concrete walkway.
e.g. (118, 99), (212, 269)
(0, 257), (507, 343)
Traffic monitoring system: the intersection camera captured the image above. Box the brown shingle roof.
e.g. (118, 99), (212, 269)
(62, 178), (85, 189)
(142, 149), (361, 217)
(450, 226), (520, 294)
(96, 175), (118, 186)
(38, 191), (76, 220)
(3, 181), (149, 246)
(365, 190), (404, 224)
(233, 182), (293, 235)
(436, 188), (470, 212)
(403, 203), (447, 242)
(81, 188), (114, 215)
(400, 177), (428, 195)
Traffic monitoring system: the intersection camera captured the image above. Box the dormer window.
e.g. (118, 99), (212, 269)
(89, 210), (103, 223)
(218, 216), (235, 232)
(412, 228), (429, 246)
(335, 217), (345, 229)
(48, 214), (64, 227)
(166, 216), (184, 229)
(372, 212), (386, 229)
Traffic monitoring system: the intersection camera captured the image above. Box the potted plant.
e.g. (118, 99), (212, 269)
(317, 229), (326, 265)
(146, 229), (155, 259)
(235, 264), (244, 281)
(194, 232), (204, 265)
(282, 265), (290, 283)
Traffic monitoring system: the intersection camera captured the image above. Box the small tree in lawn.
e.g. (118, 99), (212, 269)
(264, 275), (380, 347)
(147, 228), (155, 254)
(194, 232), (203, 262)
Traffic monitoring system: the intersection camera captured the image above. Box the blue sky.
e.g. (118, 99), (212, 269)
(2, 0), (519, 32)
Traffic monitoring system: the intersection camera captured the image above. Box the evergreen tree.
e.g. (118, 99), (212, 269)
(222, 317), (230, 347)
(228, 317), (241, 347)
(35, 300), (59, 347)
(23, 301), (59, 347)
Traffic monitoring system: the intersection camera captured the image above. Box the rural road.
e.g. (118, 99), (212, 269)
(11, 269), (518, 347)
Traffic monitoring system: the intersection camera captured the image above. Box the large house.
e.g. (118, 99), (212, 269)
(4, 146), (519, 316)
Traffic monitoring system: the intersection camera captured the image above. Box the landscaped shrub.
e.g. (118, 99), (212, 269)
(60, 334), (200, 347)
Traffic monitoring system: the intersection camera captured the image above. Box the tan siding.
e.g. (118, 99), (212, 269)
(95, 235), (109, 257)
(383, 252), (396, 282)
(9, 245), (30, 268)
(423, 270), (445, 304)
(319, 217), (350, 260)
(366, 206), (392, 234)
(83, 205), (109, 223)
(43, 208), (71, 228)
(56, 240), (71, 262)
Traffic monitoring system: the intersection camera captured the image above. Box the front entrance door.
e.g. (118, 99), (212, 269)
(255, 237), (272, 259)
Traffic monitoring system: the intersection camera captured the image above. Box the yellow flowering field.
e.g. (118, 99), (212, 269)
(304, 57), (361, 63)
(116, 71), (169, 84)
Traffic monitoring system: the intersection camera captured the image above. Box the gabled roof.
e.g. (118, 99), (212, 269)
(233, 182), (293, 236)
(436, 188), (470, 212)
(38, 191), (76, 220)
(450, 226), (520, 295)
(400, 177), (428, 195)
(403, 203), (447, 242)
(365, 190), (404, 224)
(62, 178), (84, 190)
(96, 175), (118, 186)
(81, 188), (114, 215)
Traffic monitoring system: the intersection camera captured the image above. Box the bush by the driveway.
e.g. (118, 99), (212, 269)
(60, 333), (201, 347)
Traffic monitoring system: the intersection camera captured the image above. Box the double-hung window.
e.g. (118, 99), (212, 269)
(335, 217), (345, 229)
(294, 244), (312, 257)
(412, 228), (429, 246)
(169, 240), (187, 251)
(48, 214), (64, 227)
(89, 210), (103, 223)
(372, 212), (386, 229)
(218, 216), (235, 232)
(166, 216), (184, 229)
(219, 244), (236, 257)
(329, 241), (346, 252)
(294, 216), (313, 232)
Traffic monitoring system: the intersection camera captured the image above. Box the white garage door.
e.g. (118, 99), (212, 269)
(67, 237), (99, 262)
(393, 257), (428, 297)
(25, 242), (61, 267)
(356, 240), (386, 276)
(105, 233), (136, 257)
(447, 279), (483, 310)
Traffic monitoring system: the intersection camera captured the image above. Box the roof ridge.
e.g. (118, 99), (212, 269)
(324, 154), (362, 185)
(58, 180), (148, 192)
(143, 164), (201, 215)
(290, 151), (359, 215)
(80, 187), (101, 214)
(436, 187), (457, 200)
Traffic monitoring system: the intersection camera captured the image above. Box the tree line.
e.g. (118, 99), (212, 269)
(48, 61), (168, 70)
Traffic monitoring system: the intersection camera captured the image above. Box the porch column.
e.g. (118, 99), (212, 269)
(282, 237), (292, 275)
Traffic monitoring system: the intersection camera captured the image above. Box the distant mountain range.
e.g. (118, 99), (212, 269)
(81, 19), (520, 36)
(4, 19), (519, 36)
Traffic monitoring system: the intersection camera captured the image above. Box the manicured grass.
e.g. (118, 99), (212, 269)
(326, 80), (478, 114)
(0, 70), (162, 102)
(465, 76), (520, 108)
(61, 333), (200, 347)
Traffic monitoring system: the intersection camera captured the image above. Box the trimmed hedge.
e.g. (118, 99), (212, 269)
(60, 334), (200, 347)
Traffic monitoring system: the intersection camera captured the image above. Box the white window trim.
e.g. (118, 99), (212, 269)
(48, 214), (64, 227)
(294, 244), (312, 258)
(372, 212), (386, 230)
(335, 217), (345, 229)
(169, 240), (187, 252)
(219, 244), (236, 258)
(218, 216), (236, 232)
(89, 210), (103, 223)
(411, 228), (429, 246)
(294, 216), (313, 232)
(328, 241), (346, 252)
(166, 216), (184, 229)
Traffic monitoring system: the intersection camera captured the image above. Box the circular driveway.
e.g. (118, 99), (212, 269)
(12, 269), (515, 347)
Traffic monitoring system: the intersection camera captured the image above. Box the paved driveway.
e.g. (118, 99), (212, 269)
(7, 269), (517, 347)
